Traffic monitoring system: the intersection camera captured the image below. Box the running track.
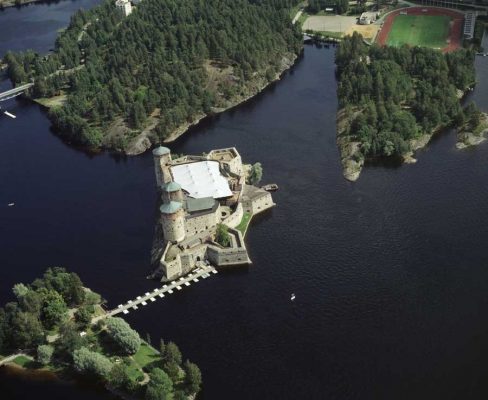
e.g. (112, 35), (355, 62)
(376, 7), (464, 53)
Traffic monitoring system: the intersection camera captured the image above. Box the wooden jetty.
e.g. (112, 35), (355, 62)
(94, 264), (218, 321)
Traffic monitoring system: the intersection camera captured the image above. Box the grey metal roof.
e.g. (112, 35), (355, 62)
(186, 197), (216, 213)
(162, 181), (181, 192)
(152, 146), (170, 156)
(160, 201), (182, 214)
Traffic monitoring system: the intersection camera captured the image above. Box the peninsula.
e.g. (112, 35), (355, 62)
(149, 146), (275, 281)
(0, 267), (202, 400)
(3, 0), (302, 154)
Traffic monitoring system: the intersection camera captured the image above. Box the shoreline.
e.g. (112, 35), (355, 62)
(337, 89), (473, 182)
(126, 52), (299, 154)
(27, 52), (299, 157)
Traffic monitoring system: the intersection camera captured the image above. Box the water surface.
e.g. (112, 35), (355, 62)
(2, 5), (488, 399)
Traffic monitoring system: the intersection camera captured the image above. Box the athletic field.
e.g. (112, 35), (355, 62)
(386, 15), (451, 49)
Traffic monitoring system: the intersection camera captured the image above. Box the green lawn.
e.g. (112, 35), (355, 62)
(12, 355), (34, 367)
(387, 15), (451, 49)
(236, 212), (252, 235)
(132, 342), (160, 371)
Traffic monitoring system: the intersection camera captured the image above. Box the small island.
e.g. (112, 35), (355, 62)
(0, 267), (202, 400)
(150, 146), (275, 281)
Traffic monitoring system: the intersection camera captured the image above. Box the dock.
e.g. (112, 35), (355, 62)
(95, 264), (218, 321)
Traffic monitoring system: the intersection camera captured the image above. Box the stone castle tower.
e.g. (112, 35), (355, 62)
(153, 146), (186, 243)
(161, 181), (184, 204)
(160, 201), (186, 243)
(152, 146), (173, 188)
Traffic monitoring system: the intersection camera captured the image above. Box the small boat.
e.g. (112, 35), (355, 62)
(261, 183), (279, 192)
(4, 111), (16, 119)
(8, 203), (14, 207)
(290, 293), (296, 301)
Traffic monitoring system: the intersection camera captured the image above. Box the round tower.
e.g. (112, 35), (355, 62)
(152, 146), (172, 188)
(160, 201), (186, 243)
(161, 181), (184, 204)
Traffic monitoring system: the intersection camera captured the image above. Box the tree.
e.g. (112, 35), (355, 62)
(145, 368), (174, 400)
(248, 162), (263, 185)
(10, 310), (45, 349)
(215, 224), (230, 248)
(108, 363), (132, 391)
(73, 347), (113, 379)
(12, 283), (29, 299)
(37, 344), (54, 365)
(164, 342), (182, 365)
(41, 290), (68, 329)
(75, 305), (94, 327)
(105, 317), (141, 355)
(164, 361), (180, 382)
(57, 321), (84, 357)
(184, 360), (202, 394)
(159, 338), (166, 355)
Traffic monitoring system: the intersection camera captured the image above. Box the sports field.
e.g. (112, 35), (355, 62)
(386, 15), (451, 49)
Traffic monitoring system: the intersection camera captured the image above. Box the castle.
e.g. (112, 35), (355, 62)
(151, 146), (275, 281)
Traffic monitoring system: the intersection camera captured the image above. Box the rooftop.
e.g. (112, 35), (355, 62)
(171, 161), (232, 199)
(186, 197), (216, 213)
(160, 201), (182, 214)
(162, 181), (182, 193)
(152, 146), (170, 156)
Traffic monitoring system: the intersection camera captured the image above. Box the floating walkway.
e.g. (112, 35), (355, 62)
(100, 265), (218, 319)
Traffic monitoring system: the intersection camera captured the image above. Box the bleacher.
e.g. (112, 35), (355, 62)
(463, 11), (476, 40)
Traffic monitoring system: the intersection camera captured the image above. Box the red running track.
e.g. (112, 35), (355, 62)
(376, 7), (464, 53)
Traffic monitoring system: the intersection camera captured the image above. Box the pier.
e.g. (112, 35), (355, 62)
(95, 264), (218, 321)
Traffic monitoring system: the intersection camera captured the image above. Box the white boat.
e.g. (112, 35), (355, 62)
(290, 293), (296, 301)
(8, 203), (14, 207)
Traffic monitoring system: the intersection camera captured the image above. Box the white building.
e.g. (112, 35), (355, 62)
(115, 0), (132, 17)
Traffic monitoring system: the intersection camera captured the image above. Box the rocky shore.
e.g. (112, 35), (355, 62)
(124, 53), (298, 155)
(456, 112), (488, 149)
(337, 90), (471, 182)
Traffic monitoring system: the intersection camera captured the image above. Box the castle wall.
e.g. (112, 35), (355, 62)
(243, 192), (274, 215)
(185, 205), (221, 236)
(160, 257), (182, 281)
(222, 203), (244, 229)
(161, 209), (186, 242)
(206, 245), (250, 266)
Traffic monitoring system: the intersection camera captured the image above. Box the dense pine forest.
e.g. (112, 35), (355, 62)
(4, 0), (302, 152)
(336, 33), (476, 159)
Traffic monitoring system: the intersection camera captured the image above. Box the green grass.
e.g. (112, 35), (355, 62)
(387, 15), (451, 49)
(236, 212), (252, 235)
(12, 355), (34, 367)
(132, 342), (160, 371)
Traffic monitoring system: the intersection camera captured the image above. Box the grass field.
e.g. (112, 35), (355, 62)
(387, 15), (451, 49)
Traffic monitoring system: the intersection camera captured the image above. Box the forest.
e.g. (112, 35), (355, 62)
(336, 33), (476, 158)
(3, 0), (302, 151)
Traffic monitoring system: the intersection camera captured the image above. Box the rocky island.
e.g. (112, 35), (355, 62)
(149, 146), (275, 281)
(335, 33), (477, 181)
(3, 0), (302, 154)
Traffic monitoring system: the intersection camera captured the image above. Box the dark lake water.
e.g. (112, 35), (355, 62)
(2, 3), (488, 399)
